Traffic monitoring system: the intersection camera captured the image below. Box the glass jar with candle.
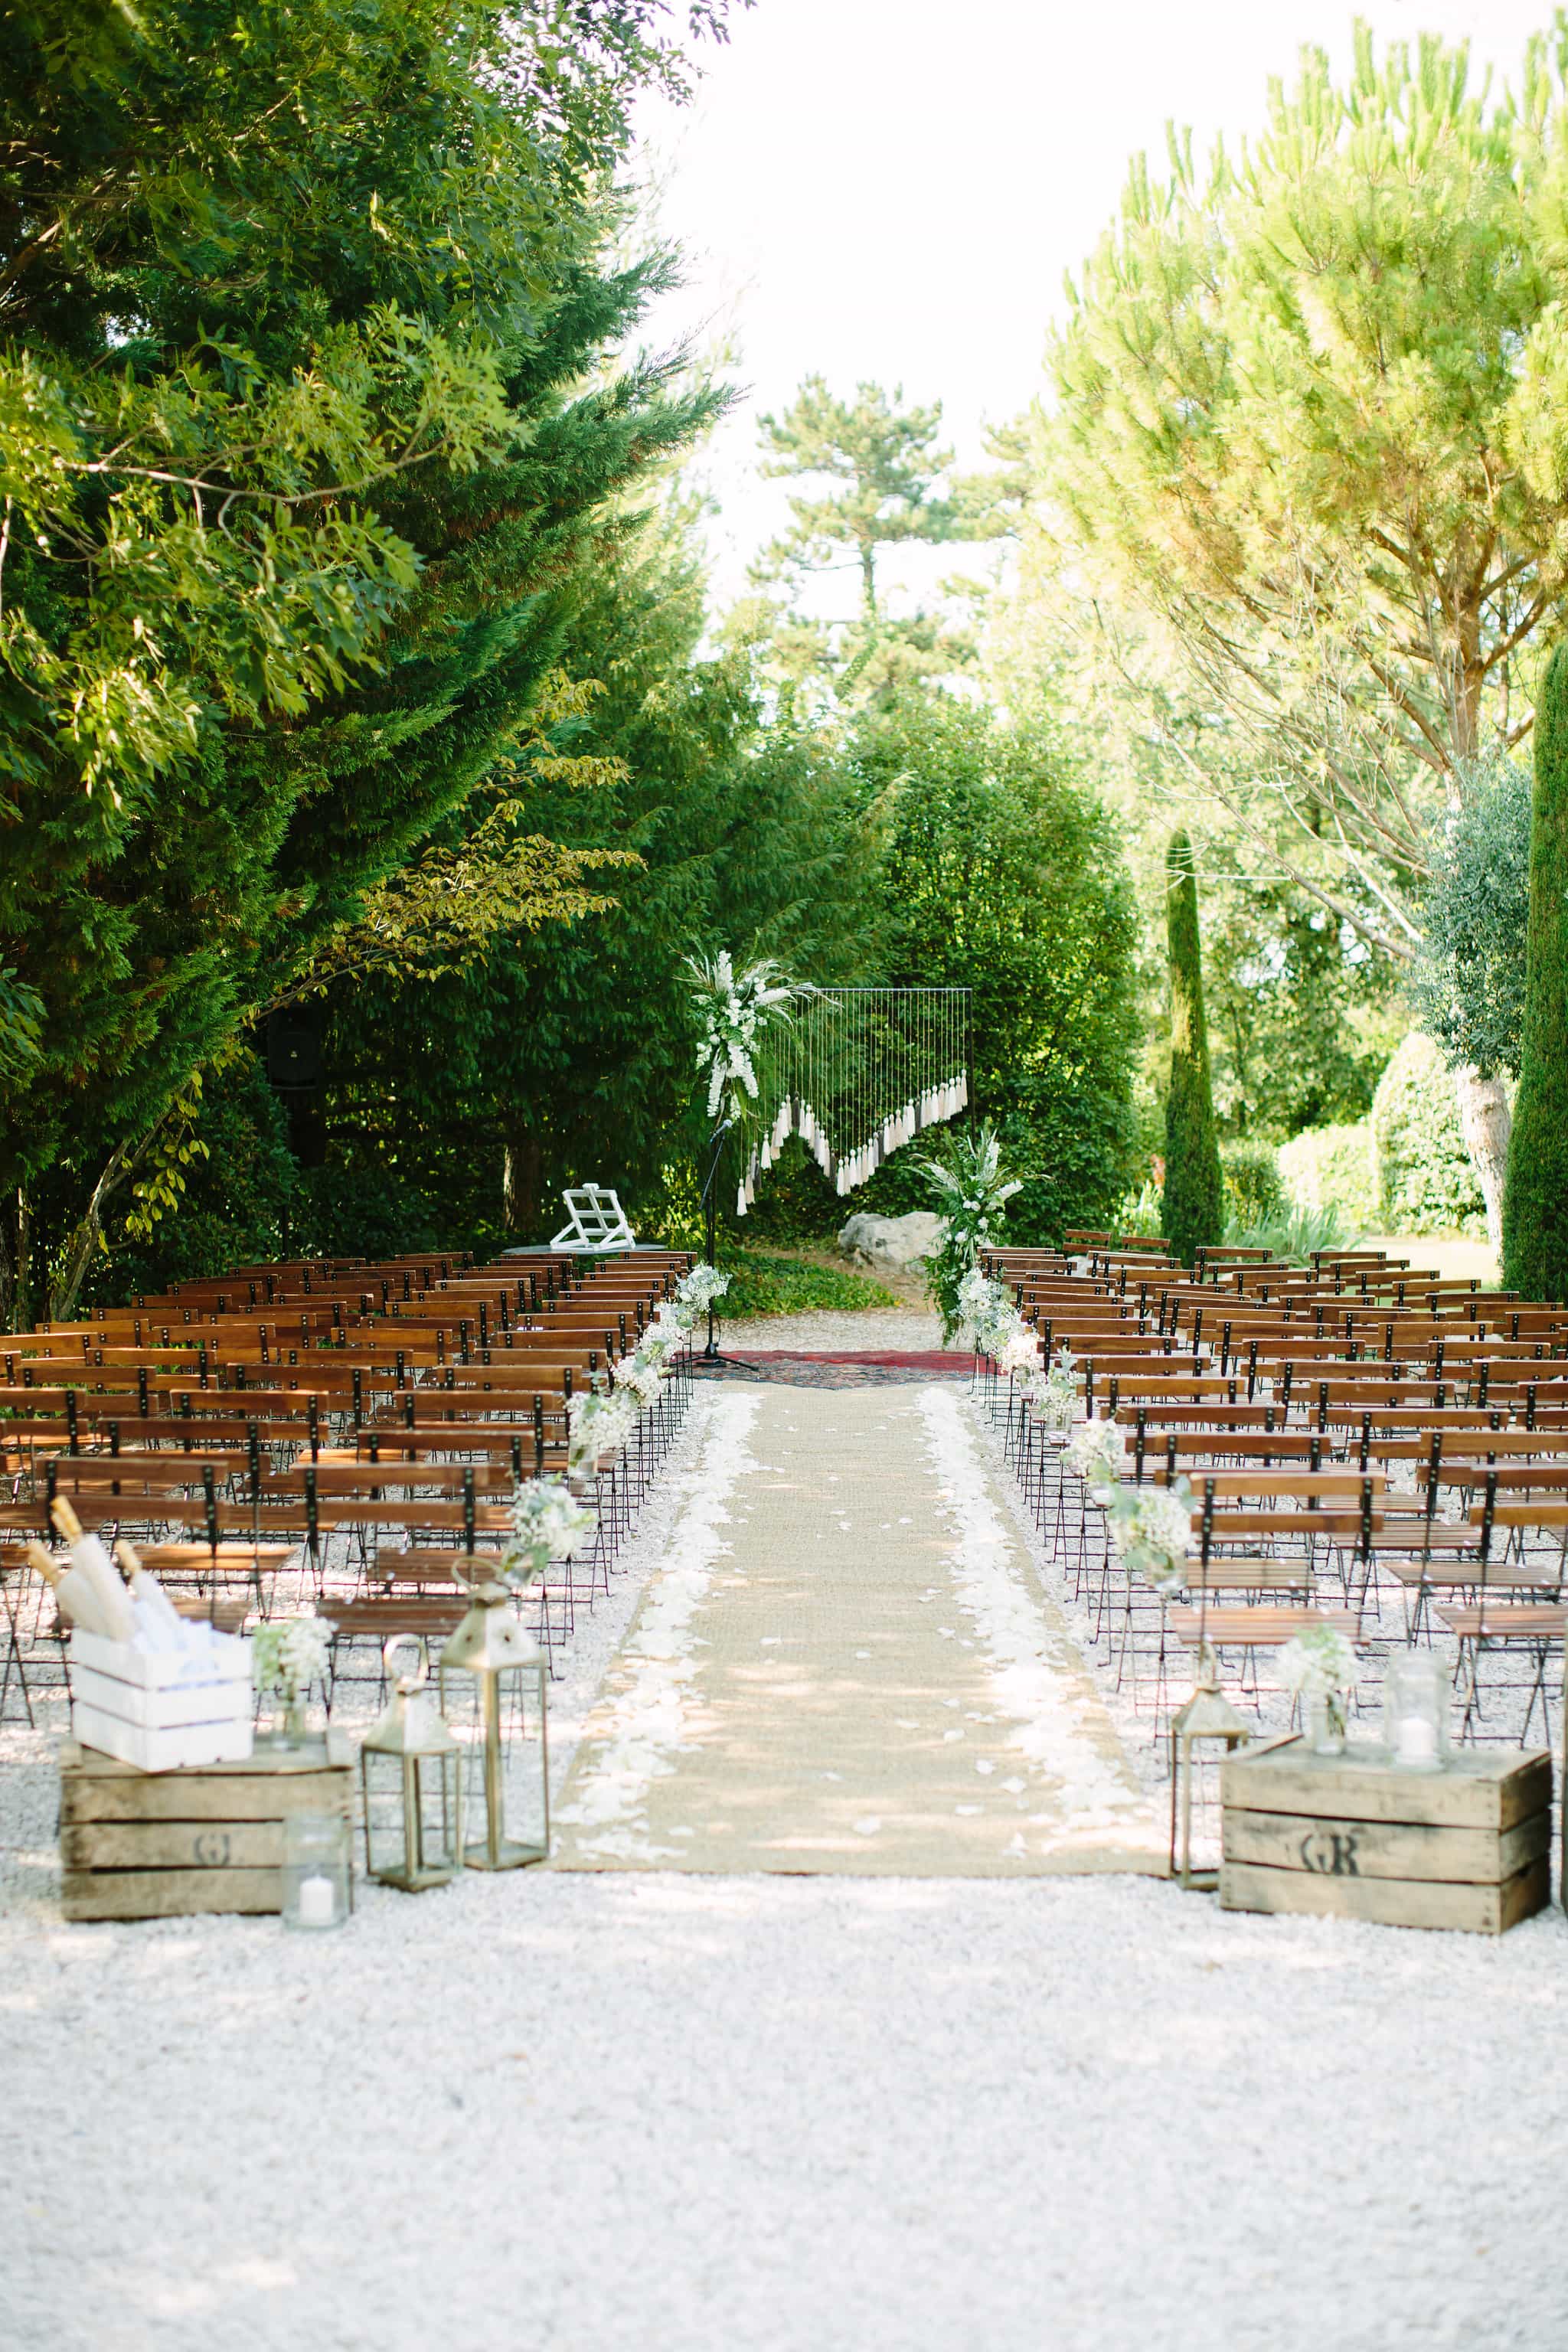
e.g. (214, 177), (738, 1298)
(1382, 1650), (1450, 1775)
(282, 1808), (353, 1929)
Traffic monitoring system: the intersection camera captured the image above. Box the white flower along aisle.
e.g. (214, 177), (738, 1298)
(959, 1267), (1197, 1644)
(487, 1260), (733, 1638)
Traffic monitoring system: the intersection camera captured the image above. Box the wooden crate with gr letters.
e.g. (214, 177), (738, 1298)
(59, 1733), (354, 1922)
(1219, 1738), (1551, 1936)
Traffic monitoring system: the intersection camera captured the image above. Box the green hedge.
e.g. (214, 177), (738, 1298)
(1277, 1123), (1378, 1229)
(1221, 1141), (1282, 1227)
(1370, 1034), (1486, 1236)
(717, 1250), (897, 1318)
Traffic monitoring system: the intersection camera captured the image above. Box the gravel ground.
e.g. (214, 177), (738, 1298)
(720, 1307), (948, 1352)
(5, 1380), (1568, 2352)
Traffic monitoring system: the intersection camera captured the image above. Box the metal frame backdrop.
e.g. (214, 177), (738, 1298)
(735, 985), (972, 1218)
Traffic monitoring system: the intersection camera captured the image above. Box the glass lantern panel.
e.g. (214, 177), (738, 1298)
(282, 1808), (352, 1929)
(362, 1751), (462, 1889)
(439, 1661), (550, 1870)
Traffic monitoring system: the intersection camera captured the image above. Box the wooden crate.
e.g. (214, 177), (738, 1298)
(59, 1732), (354, 1922)
(1220, 1737), (1552, 1936)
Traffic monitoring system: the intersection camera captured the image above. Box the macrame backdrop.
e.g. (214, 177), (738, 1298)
(736, 986), (970, 1215)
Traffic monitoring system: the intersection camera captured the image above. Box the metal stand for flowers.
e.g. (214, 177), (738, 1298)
(695, 1119), (756, 1374)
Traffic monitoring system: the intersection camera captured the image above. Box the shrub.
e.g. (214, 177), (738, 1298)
(1371, 1034), (1486, 1236)
(1277, 1123), (1378, 1230)
(717, 1250), (895, 1318)
(1228, 1203), (1351, 1263)
(1221, 1141), (1282, 1227)
(1411, 751), (1532, 1080)
(1503, 640), (1568, 1302)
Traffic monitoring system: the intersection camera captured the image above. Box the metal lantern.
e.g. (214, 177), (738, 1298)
(360, 1635), (462, 1891)
(438, 1563), (550, 1870)
(1168, 1648), (1251, 1892)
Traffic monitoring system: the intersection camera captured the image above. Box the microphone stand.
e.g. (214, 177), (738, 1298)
(697, 1116), (755, 1371)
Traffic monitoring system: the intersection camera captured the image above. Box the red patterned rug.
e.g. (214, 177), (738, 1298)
(693, 1349), (970, 1387)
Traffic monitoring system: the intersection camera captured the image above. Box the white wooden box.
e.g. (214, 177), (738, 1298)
(68, 1627), (253, 1772)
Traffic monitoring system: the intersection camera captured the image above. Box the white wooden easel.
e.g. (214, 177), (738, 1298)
(549, 1184), (636, 1253)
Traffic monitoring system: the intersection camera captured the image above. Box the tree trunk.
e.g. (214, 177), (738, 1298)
(0, 1187), (31, 1333)
(502, 1129), (544, 1237)
(1450, 1063), (1511, 1257)
(47, 1135), (142, 1322)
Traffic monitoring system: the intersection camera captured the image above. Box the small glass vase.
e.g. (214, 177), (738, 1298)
(1307, 1694), (1347, 1758)
(261, 1694), (310, 1751)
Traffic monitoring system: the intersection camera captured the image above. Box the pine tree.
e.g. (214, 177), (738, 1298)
(1501, 643), (1568, 1303)
(1161, 830), (1225, 1268)
(0, 4), (729, 1318)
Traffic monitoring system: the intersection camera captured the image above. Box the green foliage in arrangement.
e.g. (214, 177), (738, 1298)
(1371, 1037), (1487, 1236)
(0, 0), (732, 1321)
(1161, 831), (1225, 1268)
(1504, 642), (1568, 1302)
(715, 1251), (896, 1319)
(1413, 758), (1534, 1081)
(1220, 1142), (1282, 1230)
(1277, 1124), (1380, 1233)
(916, 1122), (1021, 1344)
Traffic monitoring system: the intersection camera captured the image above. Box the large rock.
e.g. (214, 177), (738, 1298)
(837, 1210), (944, 1272)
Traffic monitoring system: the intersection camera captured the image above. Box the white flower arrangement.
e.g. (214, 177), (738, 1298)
(1033, 1347), (1080, 1432)
(568, 1385), (641, 1472)
(1279, 1625), (1360, 1744)
(998, 1325), (1040, 1380)
(1107, 1479), (1194, 1599)
(613, 1352), (665, 1410)
(1278, 1625), (1359, 1703)
(633, 1325), (677, 1371)
(1063, 1416), (1128, 1500)
(251, 1612), (331, 1702)
(955, 1270), (1016, 1357)
(684, 952), (814, 1126)
(502, 1475), (594, 1588)
(677, 1262), (730, 1315)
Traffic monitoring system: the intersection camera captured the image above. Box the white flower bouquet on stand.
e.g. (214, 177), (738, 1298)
(684, 952), (815, 1127)
(567, 1385), (641, 1474)
(613, 1352), (665, 1411)
(1279, 1625), (1361, 1756)
(1063, 1417), (1128, 1502)
(1107, 1479), (1194, 1599)
(1033, 1348), (1080, 1432)
(502, 1476), (594, 1593)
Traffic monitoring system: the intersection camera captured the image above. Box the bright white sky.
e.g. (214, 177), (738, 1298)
(632, 0), (1554, 614)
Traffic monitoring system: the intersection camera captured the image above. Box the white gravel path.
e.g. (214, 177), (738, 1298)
(718, 1307), (949, 1352)
(5, 1382), (1568, 2352)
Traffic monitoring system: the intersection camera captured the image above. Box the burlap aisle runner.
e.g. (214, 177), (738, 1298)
(552, 1384), (1165, 1877)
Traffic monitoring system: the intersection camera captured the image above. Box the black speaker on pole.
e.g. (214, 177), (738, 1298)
(265, 1010), (328, 1168)
(266, 1010), (322, 1091)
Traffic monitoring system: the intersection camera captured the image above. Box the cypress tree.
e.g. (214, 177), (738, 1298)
(1501, 642), (1568, 1303)
(1161, 829), (1225, 1268)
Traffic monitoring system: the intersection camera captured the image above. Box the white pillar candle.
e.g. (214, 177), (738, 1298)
(1395, 1718), (1439, 1766)
(296, 1873), (337, 1928)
